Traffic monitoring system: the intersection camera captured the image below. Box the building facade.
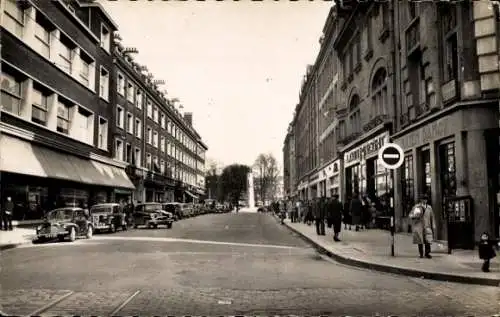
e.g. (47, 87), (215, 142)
(391, 0), (500, 241)
(0, 0), (135, 221)
(284, 1), (500, 243)
(110, 39), (208, 204)
(282, 130), (291, 198)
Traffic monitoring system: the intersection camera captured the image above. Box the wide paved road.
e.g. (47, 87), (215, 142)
(1, 212), (498, 316)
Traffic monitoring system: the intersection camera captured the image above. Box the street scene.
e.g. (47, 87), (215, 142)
(2, 211), (499, 316)
(2, 0), (500, 316)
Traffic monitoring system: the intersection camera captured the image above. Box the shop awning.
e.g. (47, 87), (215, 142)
(185, 190), (198, 199)
(0, 134), (135, 189)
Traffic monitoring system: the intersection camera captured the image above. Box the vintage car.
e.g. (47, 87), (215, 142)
(131, 202), (174, 229)
(90, 203), (128, 233)
(34, 207), (93, 242)
(162, 202), (182, 220)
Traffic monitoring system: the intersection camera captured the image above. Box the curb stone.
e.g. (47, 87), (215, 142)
(276, 215), (500, 287)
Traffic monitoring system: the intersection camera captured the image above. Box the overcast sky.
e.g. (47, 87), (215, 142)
(98, 0), (331, 169)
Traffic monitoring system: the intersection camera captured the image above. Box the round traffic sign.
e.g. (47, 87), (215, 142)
(378, 143), (405, 170)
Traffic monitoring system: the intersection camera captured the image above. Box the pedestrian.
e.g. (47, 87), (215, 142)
(3, 197), (14, 231)
(313, 197), (325, 235)
(328, 194), (343, 242)
(409, 194), (436, 259)
(349, 190), (363, 231)
(343, 195), (352, 230)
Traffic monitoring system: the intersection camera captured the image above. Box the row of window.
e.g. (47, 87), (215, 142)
(117, 71), (204, 158)
(113, 139), (198, 186)
(2, 70), (100, 147)
(3, 0), (112, 101)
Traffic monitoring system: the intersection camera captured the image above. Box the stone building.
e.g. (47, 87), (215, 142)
(392, 1), (500, 242)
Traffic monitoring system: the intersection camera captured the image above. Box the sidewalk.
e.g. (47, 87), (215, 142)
(281, 218), (500, 287)
(0, 228), (36, 251)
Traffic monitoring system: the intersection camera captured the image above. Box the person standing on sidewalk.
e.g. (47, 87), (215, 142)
(349, 190), (363, 231)
(409, 194), (436, 259)
(328, 194), (343, 242)
(343, 195), (352, 230)
(3, 197), (14, 231)
(313, 197), (325, 235)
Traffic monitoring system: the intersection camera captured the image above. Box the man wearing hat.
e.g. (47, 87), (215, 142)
(409, 194), (436, 258)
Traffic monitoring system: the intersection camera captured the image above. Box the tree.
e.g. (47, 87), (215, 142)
(220, 164), (251, 204)
(253, 153), (280, 204)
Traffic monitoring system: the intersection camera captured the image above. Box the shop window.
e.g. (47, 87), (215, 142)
(402, 155), (415, 217)
(439, 142), (457, 199)
(420, 148), (432, 199)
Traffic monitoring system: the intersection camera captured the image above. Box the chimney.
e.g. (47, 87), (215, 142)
(184, 112), (193, 126)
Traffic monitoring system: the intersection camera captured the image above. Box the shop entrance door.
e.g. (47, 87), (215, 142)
(345, 167), (353, 202)
(485, 128), (500, 238)
(366, 158), (376, 199)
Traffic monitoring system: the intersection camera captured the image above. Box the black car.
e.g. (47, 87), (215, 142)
(132, 202), (174, 229)
(34, 207), (93, 242)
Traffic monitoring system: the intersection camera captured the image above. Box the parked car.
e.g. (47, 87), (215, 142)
(34, 207), (93, 243)
(131, 202), (174, 229)
(162, 202), (182, 220)
(180, 203), (194, 218)
(90, 203), (128, 233)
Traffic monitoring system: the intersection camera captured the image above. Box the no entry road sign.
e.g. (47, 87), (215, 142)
(378, 143), (405, 170)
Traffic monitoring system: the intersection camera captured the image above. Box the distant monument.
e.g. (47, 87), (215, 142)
(247, 172), (255, 208)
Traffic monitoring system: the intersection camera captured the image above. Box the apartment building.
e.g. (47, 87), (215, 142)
(111, 38), (208, 203)
(391, 1), (500, 242)
(333, 1), (397, 214)
(0, 0), (138, 221)
(285, 1), (500, 244)
(282, 130), (291, 198)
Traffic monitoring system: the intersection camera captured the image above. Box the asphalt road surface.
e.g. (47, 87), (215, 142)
(1, 212), (499, 316)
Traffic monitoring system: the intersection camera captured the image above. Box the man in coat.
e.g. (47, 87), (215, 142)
(313, 197), (325, 235)
(2, 197), (14, 231)
(328, 194), (343, 242)
(409, 194), (436, 258)
(349, 190), (363, 231)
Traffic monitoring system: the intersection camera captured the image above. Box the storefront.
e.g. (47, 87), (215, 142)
(325, 160), (341, 198)
(0, 133), (135, 221)
(342, 130), (392, 213)
(297, 181), (307, 200)
(392, 103), (499, 242)
(308, 172), (320, 199)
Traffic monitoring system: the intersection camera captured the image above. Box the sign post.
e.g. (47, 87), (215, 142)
(378, 143), (405, 257)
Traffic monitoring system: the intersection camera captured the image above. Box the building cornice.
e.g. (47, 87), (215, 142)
(78, 0), (119, 30)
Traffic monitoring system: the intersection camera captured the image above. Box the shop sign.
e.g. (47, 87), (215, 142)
(344, 132), (389, 167)
(309, 172), (320, 182)
(395, 117), (451, 149)
(323, 160), (340, 178)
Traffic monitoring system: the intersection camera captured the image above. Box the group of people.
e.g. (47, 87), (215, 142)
(279, 191), (440, 259)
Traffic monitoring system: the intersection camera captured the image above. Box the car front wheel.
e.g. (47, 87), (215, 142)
(86, 226), (93, 239)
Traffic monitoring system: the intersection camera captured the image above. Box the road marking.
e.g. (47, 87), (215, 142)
(26, 290), (74, 317)
(382, 154), (399, 159)
(93, 236), (305, 250)
(108, 290), (140, 316)
(217, 299), (232, 305)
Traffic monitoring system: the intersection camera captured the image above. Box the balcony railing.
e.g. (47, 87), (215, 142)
(363, 114), (390, 132)
(126, 165), (176, 187)
(338, 132), (362, 146)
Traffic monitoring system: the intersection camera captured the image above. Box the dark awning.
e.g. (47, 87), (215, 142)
(185, 190), (198, 199)
(0, 134), (135, 189)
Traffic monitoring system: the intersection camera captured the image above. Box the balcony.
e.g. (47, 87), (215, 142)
(338, 132), (362, 146)
(405, 18), (420, 57)
(125, 165), (176, 187)
(363, 114), (390, 132)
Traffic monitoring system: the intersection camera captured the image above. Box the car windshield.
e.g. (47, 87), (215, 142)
(142, 204), (162, 212)
(163, 205), (177, 212)
(46, 208), (74, 221)
(90, 206), (113, 213)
